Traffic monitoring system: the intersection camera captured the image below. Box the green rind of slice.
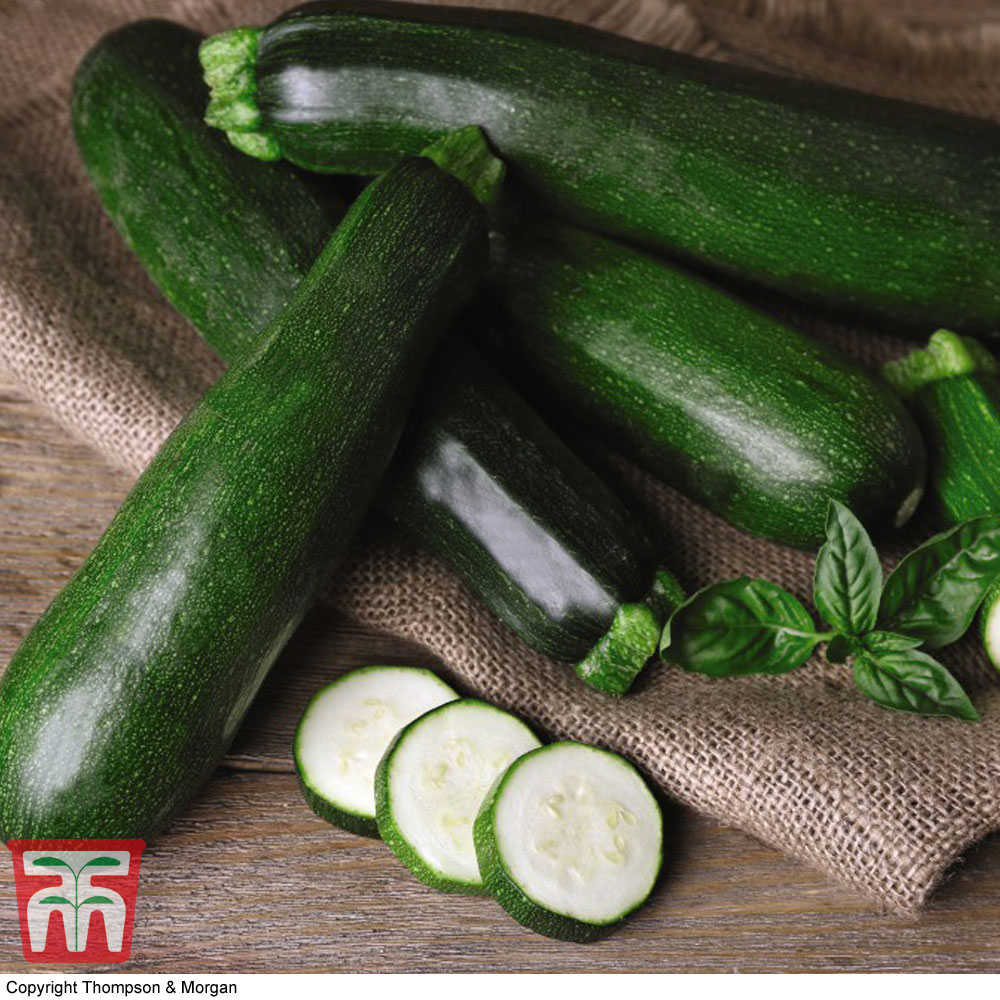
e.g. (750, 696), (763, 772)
(297, 776), (380, 839)
(980, 575), (1000, 672)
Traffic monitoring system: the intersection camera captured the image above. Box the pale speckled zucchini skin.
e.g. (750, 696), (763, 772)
(490, 220), (926, 549)
(0, 151), (490, 841)
(206, 0), (1000, 335)
(71, 19), (346, 356)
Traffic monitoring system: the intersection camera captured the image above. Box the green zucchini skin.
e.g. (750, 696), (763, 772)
(0, 149), (489, 840)
(71, 20), (346, 357)
(488, 221), (926, 550)
(71, 20), (677, 690)
(205, 1), (1000, 335)
(884, 330), (1000, 525)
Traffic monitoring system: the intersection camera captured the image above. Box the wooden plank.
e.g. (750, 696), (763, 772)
(2, 770), (999, 972)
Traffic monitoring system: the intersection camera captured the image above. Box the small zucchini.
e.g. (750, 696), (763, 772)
(202, 1), (1000, 335)
(474, 741), (663, 942)
(0, 128), (496, 840)
(375, 699), (541, 894)
(294, 666), (459, 837)
(71, 19), (682, 694)
(884, 330), (1000, 526)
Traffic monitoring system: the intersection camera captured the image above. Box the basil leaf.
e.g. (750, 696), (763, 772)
(824, 633), (858, 664)
(852, 647), (980, 721)
(813, 501), (881, 634)
(862, 631), (924, 653)
(878, 514), (1000, 648)
(660, 577), (819, 676)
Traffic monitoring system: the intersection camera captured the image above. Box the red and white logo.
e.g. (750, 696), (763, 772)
(8, 839), (145, 963)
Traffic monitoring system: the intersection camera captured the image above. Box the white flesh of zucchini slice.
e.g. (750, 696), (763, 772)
(377, 698), (541, 892)
(295, 666), (458, 835)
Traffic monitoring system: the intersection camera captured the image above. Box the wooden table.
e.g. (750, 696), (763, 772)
(0, 376), (998, 973)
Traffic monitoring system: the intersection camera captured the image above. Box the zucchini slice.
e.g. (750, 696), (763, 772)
(980, 578), (1000, 672)
(295, 666), (458, 837)
(474, 742), (663, 942)
(375, 699), (541, 894)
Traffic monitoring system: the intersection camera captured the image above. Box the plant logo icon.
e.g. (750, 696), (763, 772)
(8, 839), (145, 963)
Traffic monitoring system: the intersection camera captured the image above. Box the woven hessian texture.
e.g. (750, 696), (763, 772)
(2, 0), (1000, 913)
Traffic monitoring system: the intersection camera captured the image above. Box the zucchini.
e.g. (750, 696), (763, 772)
(72, 19), (682, 693)
(202, 1), (1000, 335)
(381, 338), (684, 691)
(0, 128), (496, 840)
(294, 666), (458, 836)
(980, 578), (1000, 672)
(474, 741), (663, 942)
(489, 220), (926, 549)
(71, 19), (346, 357)
(374, 698), (540, 893)
(884, 330), (1000, 526)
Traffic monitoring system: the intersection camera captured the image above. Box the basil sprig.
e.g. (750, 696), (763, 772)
(660, 501), (991, 722)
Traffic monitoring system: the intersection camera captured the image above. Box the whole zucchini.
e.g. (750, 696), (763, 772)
(488, 220), (926, 549)
(884, 330), (1000, 525)
(71, 20), (680, 694)
(0, 127), (495, 840)
(202, 1), (1000, 335)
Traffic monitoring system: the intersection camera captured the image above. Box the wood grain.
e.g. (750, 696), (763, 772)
(1, 373), (999, 973)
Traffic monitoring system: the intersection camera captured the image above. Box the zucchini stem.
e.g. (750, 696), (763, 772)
(575, 569), (686, 696)
(883, 329), (998, 397)
(199, 27), (279, 160)
(421, 126), (506, 208)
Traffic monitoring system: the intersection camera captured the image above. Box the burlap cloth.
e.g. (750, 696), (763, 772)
(3, 0), (1000, 914)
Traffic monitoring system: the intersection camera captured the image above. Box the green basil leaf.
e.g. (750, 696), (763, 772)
(813, 501), (881, 635)
(660, 577), (819, 676)
(878, 514), (1000, 648)
(862, 631), (924, 653)
(824, 633), (858, 664)
(852, 647), (980, 721)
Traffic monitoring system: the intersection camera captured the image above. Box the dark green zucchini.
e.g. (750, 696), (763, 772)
(0, 128), (494, 840)
(71, 20), (680, 695)
(884, 330), (1000, 526)
(202, 1), (1000, 335)
(71, 21), (346, 353)
(486, 220), (926, 549)
(382, 338), (682, 693)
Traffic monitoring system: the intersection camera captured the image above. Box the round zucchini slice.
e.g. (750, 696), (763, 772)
(375, 698), (541, 893)
(474, 741), (663, 941)
(294, 666), (458, 837)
